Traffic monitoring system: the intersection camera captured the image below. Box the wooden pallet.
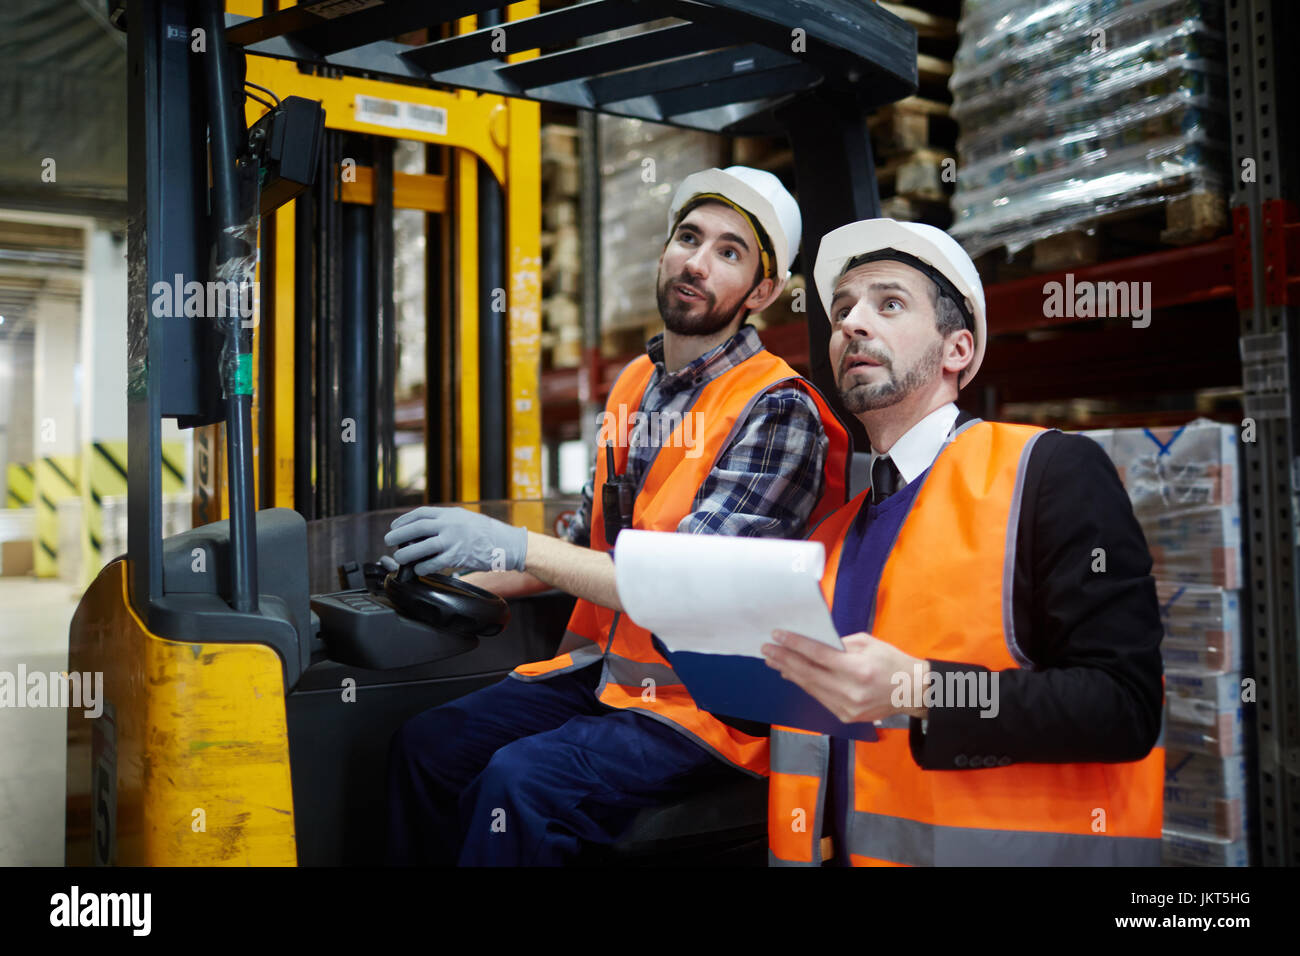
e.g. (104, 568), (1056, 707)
(1161, 191), (1230, 246)
(541, 224), (580, 295)
(541, 123), (578, 162)
(876, 147), (955, 203)
(868, 96), (956, 157)
(543, 197), (577, 232)
(878, 2), (957, 40)
(879, 193), (953, 227)
(542, 323), (583, 369)
(540, 120), (582, 323)
(883, 2), (958, 97)
(541, 156), (580, 198)
(916, 53), (953, 92)
(543, 292), (580, 331)
(975, 190), (1231, 280)
(600, 315), (663, 359)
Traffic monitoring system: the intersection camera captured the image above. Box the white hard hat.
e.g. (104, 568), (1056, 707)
(667, 166), (802, 280)
(813, 218), (987, 387)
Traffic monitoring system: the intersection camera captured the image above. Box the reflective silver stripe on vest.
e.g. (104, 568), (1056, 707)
(874, 714), (911, 729)
(508, 637), (603, 682)
(771, 728), (831, 777)
(603, 653), (683, 688)
(1001, 429), (1046, 670)
(589, 644), (763, 778)
(557, 629), (600, 657)
(845, 810), (1162, 866)
(950, 416), (984, 439)
(770, 849), (818, 867)
(770, 729), (830, 866)
(616, 702), (767, 778)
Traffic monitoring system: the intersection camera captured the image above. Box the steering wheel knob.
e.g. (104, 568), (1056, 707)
(383, 564), (509, 637)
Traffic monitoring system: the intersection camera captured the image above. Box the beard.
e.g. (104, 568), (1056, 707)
(656, 271), (748, 337)
(837, 336), (945, 413)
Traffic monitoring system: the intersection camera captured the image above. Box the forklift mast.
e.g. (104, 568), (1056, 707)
(65, 0), (918, 867)
(125, 0), (915, 637)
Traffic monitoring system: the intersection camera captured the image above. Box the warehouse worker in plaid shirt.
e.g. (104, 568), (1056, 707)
(385, 166), (851, 866)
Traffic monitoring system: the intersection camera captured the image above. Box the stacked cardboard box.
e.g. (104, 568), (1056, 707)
(1081, 419), (1249, 865)
(598, 116), (724, 351)
(1158, 583), (1241, 675)
(0, 507), (35, 576)
(541, 123), (583, 369)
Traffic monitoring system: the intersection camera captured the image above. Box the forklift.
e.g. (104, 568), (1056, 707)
(66, 0), (919, 865)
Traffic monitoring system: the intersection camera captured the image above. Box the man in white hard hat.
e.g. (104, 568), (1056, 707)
(760, 219), (1164, 866)
(386, 166), (851, 865)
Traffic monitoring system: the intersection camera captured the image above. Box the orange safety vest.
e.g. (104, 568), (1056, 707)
(768, 420), (1164, 864)
(513, 347), (851, 776)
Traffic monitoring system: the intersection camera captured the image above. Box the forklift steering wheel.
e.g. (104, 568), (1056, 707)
(383, 564), (510, 637)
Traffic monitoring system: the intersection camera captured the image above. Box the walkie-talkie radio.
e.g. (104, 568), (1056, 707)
(602, 440), (635, 546)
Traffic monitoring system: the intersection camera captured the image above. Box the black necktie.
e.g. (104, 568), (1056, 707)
(871, 455), (901, 505)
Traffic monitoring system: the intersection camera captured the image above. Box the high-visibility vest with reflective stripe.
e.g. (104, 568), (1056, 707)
(768, 421), (1164, 864)
(513, 347), (851, 775)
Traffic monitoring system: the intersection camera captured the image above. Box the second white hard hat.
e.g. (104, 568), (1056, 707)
(668, 166), (802, 280)
(813, 219), (987, 387)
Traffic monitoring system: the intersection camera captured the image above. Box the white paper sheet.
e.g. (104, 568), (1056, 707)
(613, 530), (843, 657)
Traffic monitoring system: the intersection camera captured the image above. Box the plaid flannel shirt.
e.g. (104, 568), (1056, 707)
(563, 324), (829, 548)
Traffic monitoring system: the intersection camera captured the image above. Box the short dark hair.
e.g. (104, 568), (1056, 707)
(929, 280), (967, 338)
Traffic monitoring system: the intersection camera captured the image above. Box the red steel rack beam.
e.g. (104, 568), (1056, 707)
(539, 208), (1300, 422)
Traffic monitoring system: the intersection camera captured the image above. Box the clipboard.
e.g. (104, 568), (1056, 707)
(663, 646), (879, 741)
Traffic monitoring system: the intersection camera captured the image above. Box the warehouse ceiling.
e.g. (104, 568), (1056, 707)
(0, 1), (127, 221)
(0, 218), (85, 342)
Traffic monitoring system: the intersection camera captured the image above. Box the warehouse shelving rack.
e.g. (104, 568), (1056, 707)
(88, 0), (930, 865)
(543, 0), (1300, 868)
(970, 0), (1300, 867)
(1222, 0), (1300, 868)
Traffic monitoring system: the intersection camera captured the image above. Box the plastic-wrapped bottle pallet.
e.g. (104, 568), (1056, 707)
(949, 0), (1228, 257)
(1078, 419), (1248, 864)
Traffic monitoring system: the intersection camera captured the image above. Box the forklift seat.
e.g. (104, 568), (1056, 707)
(581, 773), (769, 866)
(86, 0), (922, 868)
(304, 508), (772, 866)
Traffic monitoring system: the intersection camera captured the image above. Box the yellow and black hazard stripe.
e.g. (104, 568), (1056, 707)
(6, 461), (33, 508)
(34, 454), (80, 578)
(161, 441), (186, 493)
(81, 440), (188, 580)
(83, 441), (129, 575)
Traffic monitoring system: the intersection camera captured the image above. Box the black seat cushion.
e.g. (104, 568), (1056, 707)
(577, 774), (769, 866)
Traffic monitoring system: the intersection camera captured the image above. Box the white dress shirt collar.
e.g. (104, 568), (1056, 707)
(869, 402), (960, 487)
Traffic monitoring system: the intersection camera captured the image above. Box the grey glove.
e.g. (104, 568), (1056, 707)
(383, 506), (528, 576)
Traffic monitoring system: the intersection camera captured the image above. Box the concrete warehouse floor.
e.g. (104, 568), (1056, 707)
(0, 578), (80, 866)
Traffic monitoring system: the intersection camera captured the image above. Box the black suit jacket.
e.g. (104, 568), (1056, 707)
(712, 410), (1165, 770)
(908, 409), (1164, 769)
